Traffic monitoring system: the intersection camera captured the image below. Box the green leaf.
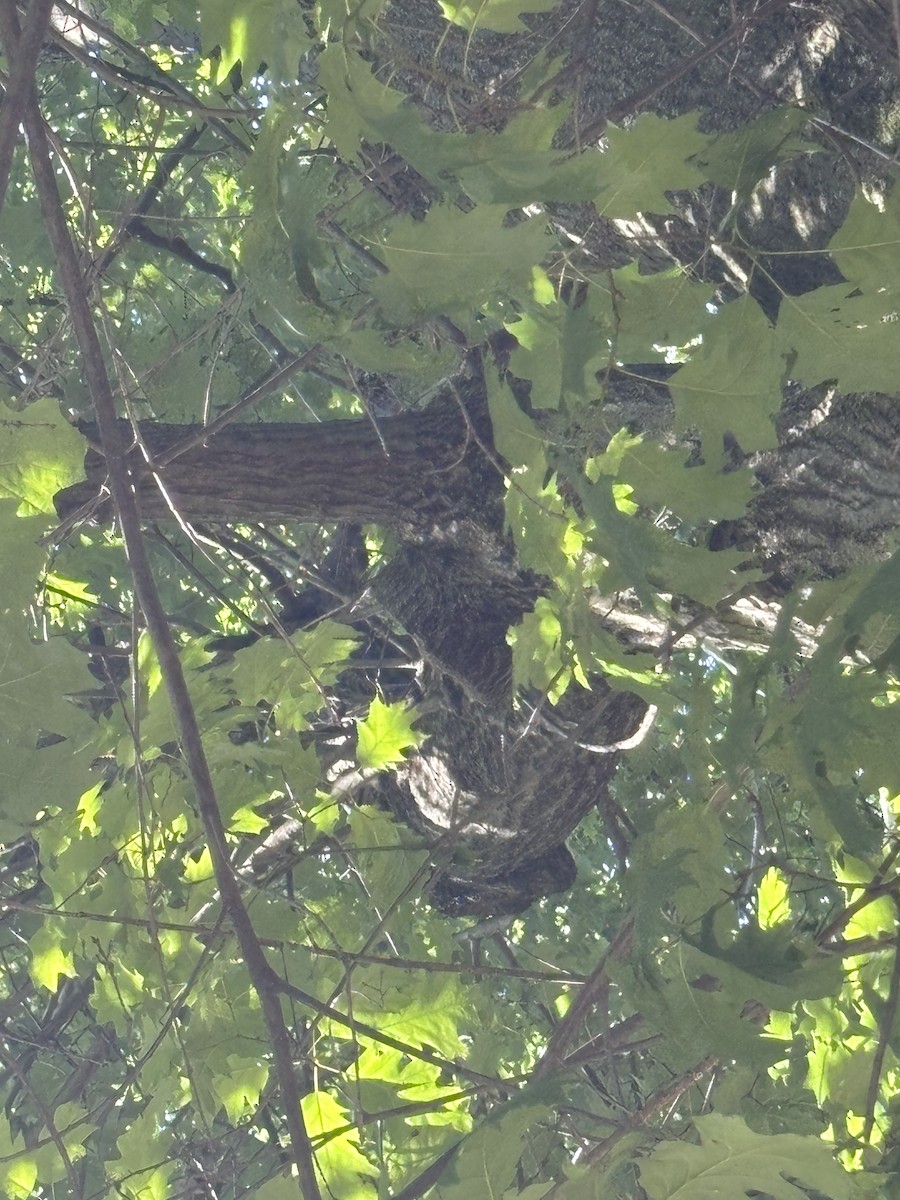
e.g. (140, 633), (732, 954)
(0, 504), (50, 612)
(198, 0), (312, 83)
(348, 806), (429, 911)
(487, 375), (547, 472)
(507, 283), (612, 408)
(114, 1092), (177, 1199)
(438, 0), (558, 33)
(240, 99), (349, 319)
(806, 1034), (874, 1114)
(231, 621), (360, 732)
(0, 197), (53, 293)
(757, 867), (791, 930)
(301, 1092), (379, 1198)
(700, 107), (811, 197)
(505, 472), (580, 579)
(628, 807), (730, 934)
(621, 441), (754, 522)
(434, 109), (604, 205)
(0, 614), (94, 743)
(598, 114), (708, 218)
(575, 472), (755, 606)
(321, 49), (600, 205)
(212, 1056), (268, 1123)
(776, 283), (900, 393)
(764, 649), (900, 800)
(434, 1103), (548, 1198)
(254, 1172), (309, 1200)
(509, 596), (567, 695)
(0, 1114), (37, 1200)
(34, 1102), (94, 1173)
(351, 966), (467, 1058)
(371, 205), (553, 324)
(828, 186), (900, 292)
(29, 923), (77, 991)
(640, 1114), (851, 1200)
(319, 41), (425, 165)
(611, 264), (713, 362)
(670, 295), (782, 456)
(356, 697), (422, 770)
(0, 397), (85, 515)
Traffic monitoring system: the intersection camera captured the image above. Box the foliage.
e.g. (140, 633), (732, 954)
(0, 1), (899, 1198)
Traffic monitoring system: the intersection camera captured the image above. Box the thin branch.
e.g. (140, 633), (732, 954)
(389, 1143), (461, 1200)
(2, 899), (586, 983)
(817, 843), (900, 946)
(579, 1056), (720, 1168)
(863, 907), (900, 1143)
(534, 916), (634, 1079)
(91, 123), (206, 279)
(276, 974), (514, 1091)
(7, 21), (320, 1195)
(307, 942), (586, 984)
(48, 0), (252, 152)
(0, 1041), (77, 1190)
(39, 16), (259, 130)
(153, 347), (323, 466)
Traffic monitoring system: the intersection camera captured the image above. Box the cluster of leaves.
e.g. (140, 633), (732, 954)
(1, 0), (900, 1198)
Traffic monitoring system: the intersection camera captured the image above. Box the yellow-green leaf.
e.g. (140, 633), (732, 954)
(356, 698), (421, 770)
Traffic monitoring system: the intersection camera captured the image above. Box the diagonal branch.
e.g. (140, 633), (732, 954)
(45, 0), (252, 152)
(533, 915), (635, 1079)
(0, 10), (321, 1194)
(863, 906), (900, 1143)
(276, 973), (512, 1090)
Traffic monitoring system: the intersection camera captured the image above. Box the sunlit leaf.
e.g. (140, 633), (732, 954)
(640, 1115), (851, 1200)
(356, 697), (422, 770)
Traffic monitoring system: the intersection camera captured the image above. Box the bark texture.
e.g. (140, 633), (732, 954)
(384, 681), (647, 914)
(56, 378), (498, 535)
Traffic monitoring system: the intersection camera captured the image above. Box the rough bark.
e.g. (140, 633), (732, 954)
(55, 379), (499, 535)
(383, 680), (647, 915)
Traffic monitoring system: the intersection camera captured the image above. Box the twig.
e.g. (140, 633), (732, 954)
(571, 0), (790, 142)
(276, 974), (513, 1091)
(39, 16), (260, 129)
(152, 347), (323, 467)
(1, 899), (585, 983)
(817, 842), (900, 946)
(0, 1041), (76, 1190)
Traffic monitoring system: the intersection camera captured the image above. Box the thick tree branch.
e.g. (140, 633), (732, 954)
(0, 0), (54, 216)
(55, 395), (493, 532)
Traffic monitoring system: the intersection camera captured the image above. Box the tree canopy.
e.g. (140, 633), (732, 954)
(2, 0), (900, 1197)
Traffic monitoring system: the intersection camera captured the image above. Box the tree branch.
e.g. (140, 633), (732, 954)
(4, 13), (321, 1192)
(0, 0), (54, 216)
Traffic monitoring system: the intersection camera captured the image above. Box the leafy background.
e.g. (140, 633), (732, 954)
(1, 0), (899, 1197)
